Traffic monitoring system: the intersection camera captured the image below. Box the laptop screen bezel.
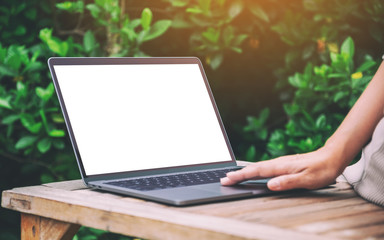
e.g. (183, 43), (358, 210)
(48, 57), (237, 183)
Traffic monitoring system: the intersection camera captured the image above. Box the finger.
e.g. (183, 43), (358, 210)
(221, 160), (289, 186)
(220, 171), (247, 185)
(221, 154), (309, 186)
(220, 175), (238, 185)
(267, 172), (311, 191)
(248, 154), (307, 177)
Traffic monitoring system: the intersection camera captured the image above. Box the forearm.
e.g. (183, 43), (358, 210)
(324, 60), (384, 172)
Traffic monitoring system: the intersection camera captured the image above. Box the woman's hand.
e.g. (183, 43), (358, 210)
(221, 147), (345, 191)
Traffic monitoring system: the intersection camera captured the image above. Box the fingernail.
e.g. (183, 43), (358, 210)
(268, 179), (281, 190)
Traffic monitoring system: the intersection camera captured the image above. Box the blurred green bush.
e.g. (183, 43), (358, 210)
(1, 0), (383, 239)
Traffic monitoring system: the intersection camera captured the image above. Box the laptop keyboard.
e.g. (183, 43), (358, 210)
(105, 168), (240, 191)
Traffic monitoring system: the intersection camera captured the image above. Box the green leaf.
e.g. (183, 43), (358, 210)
(83, 30), (97, 52)
(15, 136), (38, 149)
(288, 73), (303, 88)
(122, 27), (137, 42)
(0, 44), (6, 62)
(202, 27), (220, 43)
(223, 26), (234, 46)
(129, 19), (142, 29)
(245, 145), (256, 161)
(49, 129), (66, 137)
(284, 103), (300, 116)
(56, 1), (73, 10)
(88, 228), (108, 235)
(25, 8), (37, 20)
(328, 73), (347, 79)
(357, 60), (376, 72)
(86, 4), (101, 18)
(232, 34), (248, 47)
(20, 114), (43, 134)
(51, 113), (65, 123)
(315, 114), (326, 129)
(340, 36), (354, 59)
(53, 140), (65, 149)
(333, 91), (348, 103)
(0, 65), (17, 76)
(142, 20), (172, 42)
(199, 0), (211, 14)
(231, 47), (242, 53)
(14, 25), (26, 36)
(5, 45), (27, 71)
(40, 174), (55, 184)
(39, 27), (52, 42)
(259, 108), (270, 125)
(228, 2), (243, 19)
(210, 54), (223, 70)
(39, 28), (69, 57)
(0, 97), (12, 109)
(37, 138), (52, 153)
(302, 44), (315, 60)
(25, 122), (42, 134)
(36, 83), (54, 102)
(39, 109), (49, 133)
(141, 8), (153, 31)
(56, 1), (84, 13)
(16, 81), (27, 97)
(250, 4), (269, 22)
(186, 7), (203, 14)
(169, 0), (189, 7)
(2, 115), (19, 124)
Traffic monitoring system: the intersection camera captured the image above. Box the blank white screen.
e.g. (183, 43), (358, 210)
(54, 64), (232, 175)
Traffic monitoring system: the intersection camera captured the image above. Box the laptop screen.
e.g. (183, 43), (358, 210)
(52, 61), (233, 176)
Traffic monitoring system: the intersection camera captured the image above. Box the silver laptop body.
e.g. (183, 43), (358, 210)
(48, 57), (271, 206)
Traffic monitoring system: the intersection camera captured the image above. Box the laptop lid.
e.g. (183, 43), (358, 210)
(48, 57), (237, 184)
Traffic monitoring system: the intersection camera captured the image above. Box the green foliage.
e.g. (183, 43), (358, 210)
(163, 0), (249, 69)
(0, 1), (51, 46)
(73, 227), (138, 240)
(163, 0), (384, 73)
(39, 29), (70, 57)
(65, 0), (172, 57)
(0, 42), (74, 179)
(243, 37), (379, 160)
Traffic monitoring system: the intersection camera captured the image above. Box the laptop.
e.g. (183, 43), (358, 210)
(48, 57), (271, 206)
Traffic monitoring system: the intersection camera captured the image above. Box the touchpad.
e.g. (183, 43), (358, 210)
(193, 183), (257, 195)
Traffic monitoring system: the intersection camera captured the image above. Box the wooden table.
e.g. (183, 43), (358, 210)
(2, 177), (384, 240)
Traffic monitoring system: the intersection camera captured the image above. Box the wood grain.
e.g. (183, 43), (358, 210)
(21, 213), (80, 240)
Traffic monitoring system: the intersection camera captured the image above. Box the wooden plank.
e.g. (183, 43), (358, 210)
(327, 223), (384, 239)
(294, 210), (384, 234)
(39, 215), (80, 240)
(43, 180), (87, 191)
(273, 201), (382, 228)
(183, 188), (356, 218)
(232, 197), (372, 223)
(21, 213), (40, 240)
(2, 184), (339, 240)
(21, 213), (80, 240)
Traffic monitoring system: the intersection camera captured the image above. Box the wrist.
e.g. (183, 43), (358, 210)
(319, 140), (352, 176)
